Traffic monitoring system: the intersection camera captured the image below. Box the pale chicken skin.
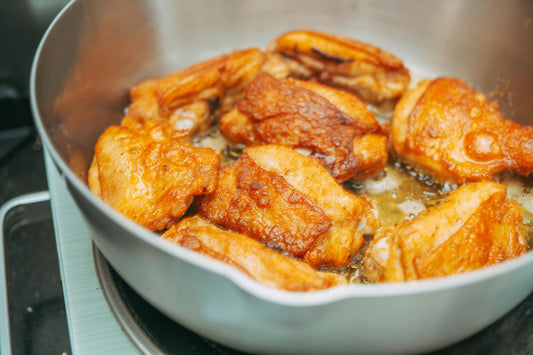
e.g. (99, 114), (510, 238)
(88, 123), (220, 231)
(220, 73), (388, 182)
(364, 181), (527, 282)
(127, 48), (289, 138)
(162, 216), (346, 291)
(267, 30), (410, 104)
(199, 144), (378, 268)
(392, 77), (533, 184)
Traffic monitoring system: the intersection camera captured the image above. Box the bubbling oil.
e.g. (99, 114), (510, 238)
(343, 162), (533, 283)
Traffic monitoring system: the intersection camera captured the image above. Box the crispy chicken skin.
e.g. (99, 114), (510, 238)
(198, 152), (332, 257)
(199, 145), (378, 268)
(127, 48), (289, 137)
(267, 30), (410, 103)
(162, 216), (346, 291)
(88, 123), (220, 231)
(364, 182), (527, 282)
(246, 146), (378, 268)
(392, 77), (533, 184)
(219, 73), (388, 182)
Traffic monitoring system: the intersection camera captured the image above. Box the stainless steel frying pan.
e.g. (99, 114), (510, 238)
(30, 0), (533, 353)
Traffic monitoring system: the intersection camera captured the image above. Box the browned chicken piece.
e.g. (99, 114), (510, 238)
(364, 181), (527, 283)
(392, 77), (533, 184)
(162, 216), (347, 291)
(127, 48), (289, 138)
(199, 144), (378, 268)
(198, 152), (331, 257)
(267, 30), (410, 104)
(88, 123), (220, 231)
(247, 146), (379, 268)
(219, 73), (388, 182)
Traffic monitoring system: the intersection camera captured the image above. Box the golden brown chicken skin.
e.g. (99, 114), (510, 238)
(219, 73), (388, 182)
(127, 48), (289, 138)
(364, 181), (527, 282)
(392, 77), (533, 184)
(88, 123), (220, 231)
(198, 152), (332, 257)
(199, 145), (378, 268)
(267, 30), (410, 103)
(162, 216), (347, 291)
(246, 145), (378, 268)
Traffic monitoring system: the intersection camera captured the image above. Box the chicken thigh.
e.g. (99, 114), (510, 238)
(199, 144), (378, 268)
(392, 77), (533, 184)
(162, 216), (346, 291)
(220, 73), (388, 182)
(364, 181), (527, 282)
(127, 48), (289, 137)
(267, 30), (410, 104)
(88, 123), (220, 231)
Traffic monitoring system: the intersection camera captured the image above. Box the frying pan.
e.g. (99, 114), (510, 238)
(30, 0), (533, 353)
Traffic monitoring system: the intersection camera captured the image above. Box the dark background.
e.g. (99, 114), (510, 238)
(1, 1), (71, 354)
(0, 0), (68, 141)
